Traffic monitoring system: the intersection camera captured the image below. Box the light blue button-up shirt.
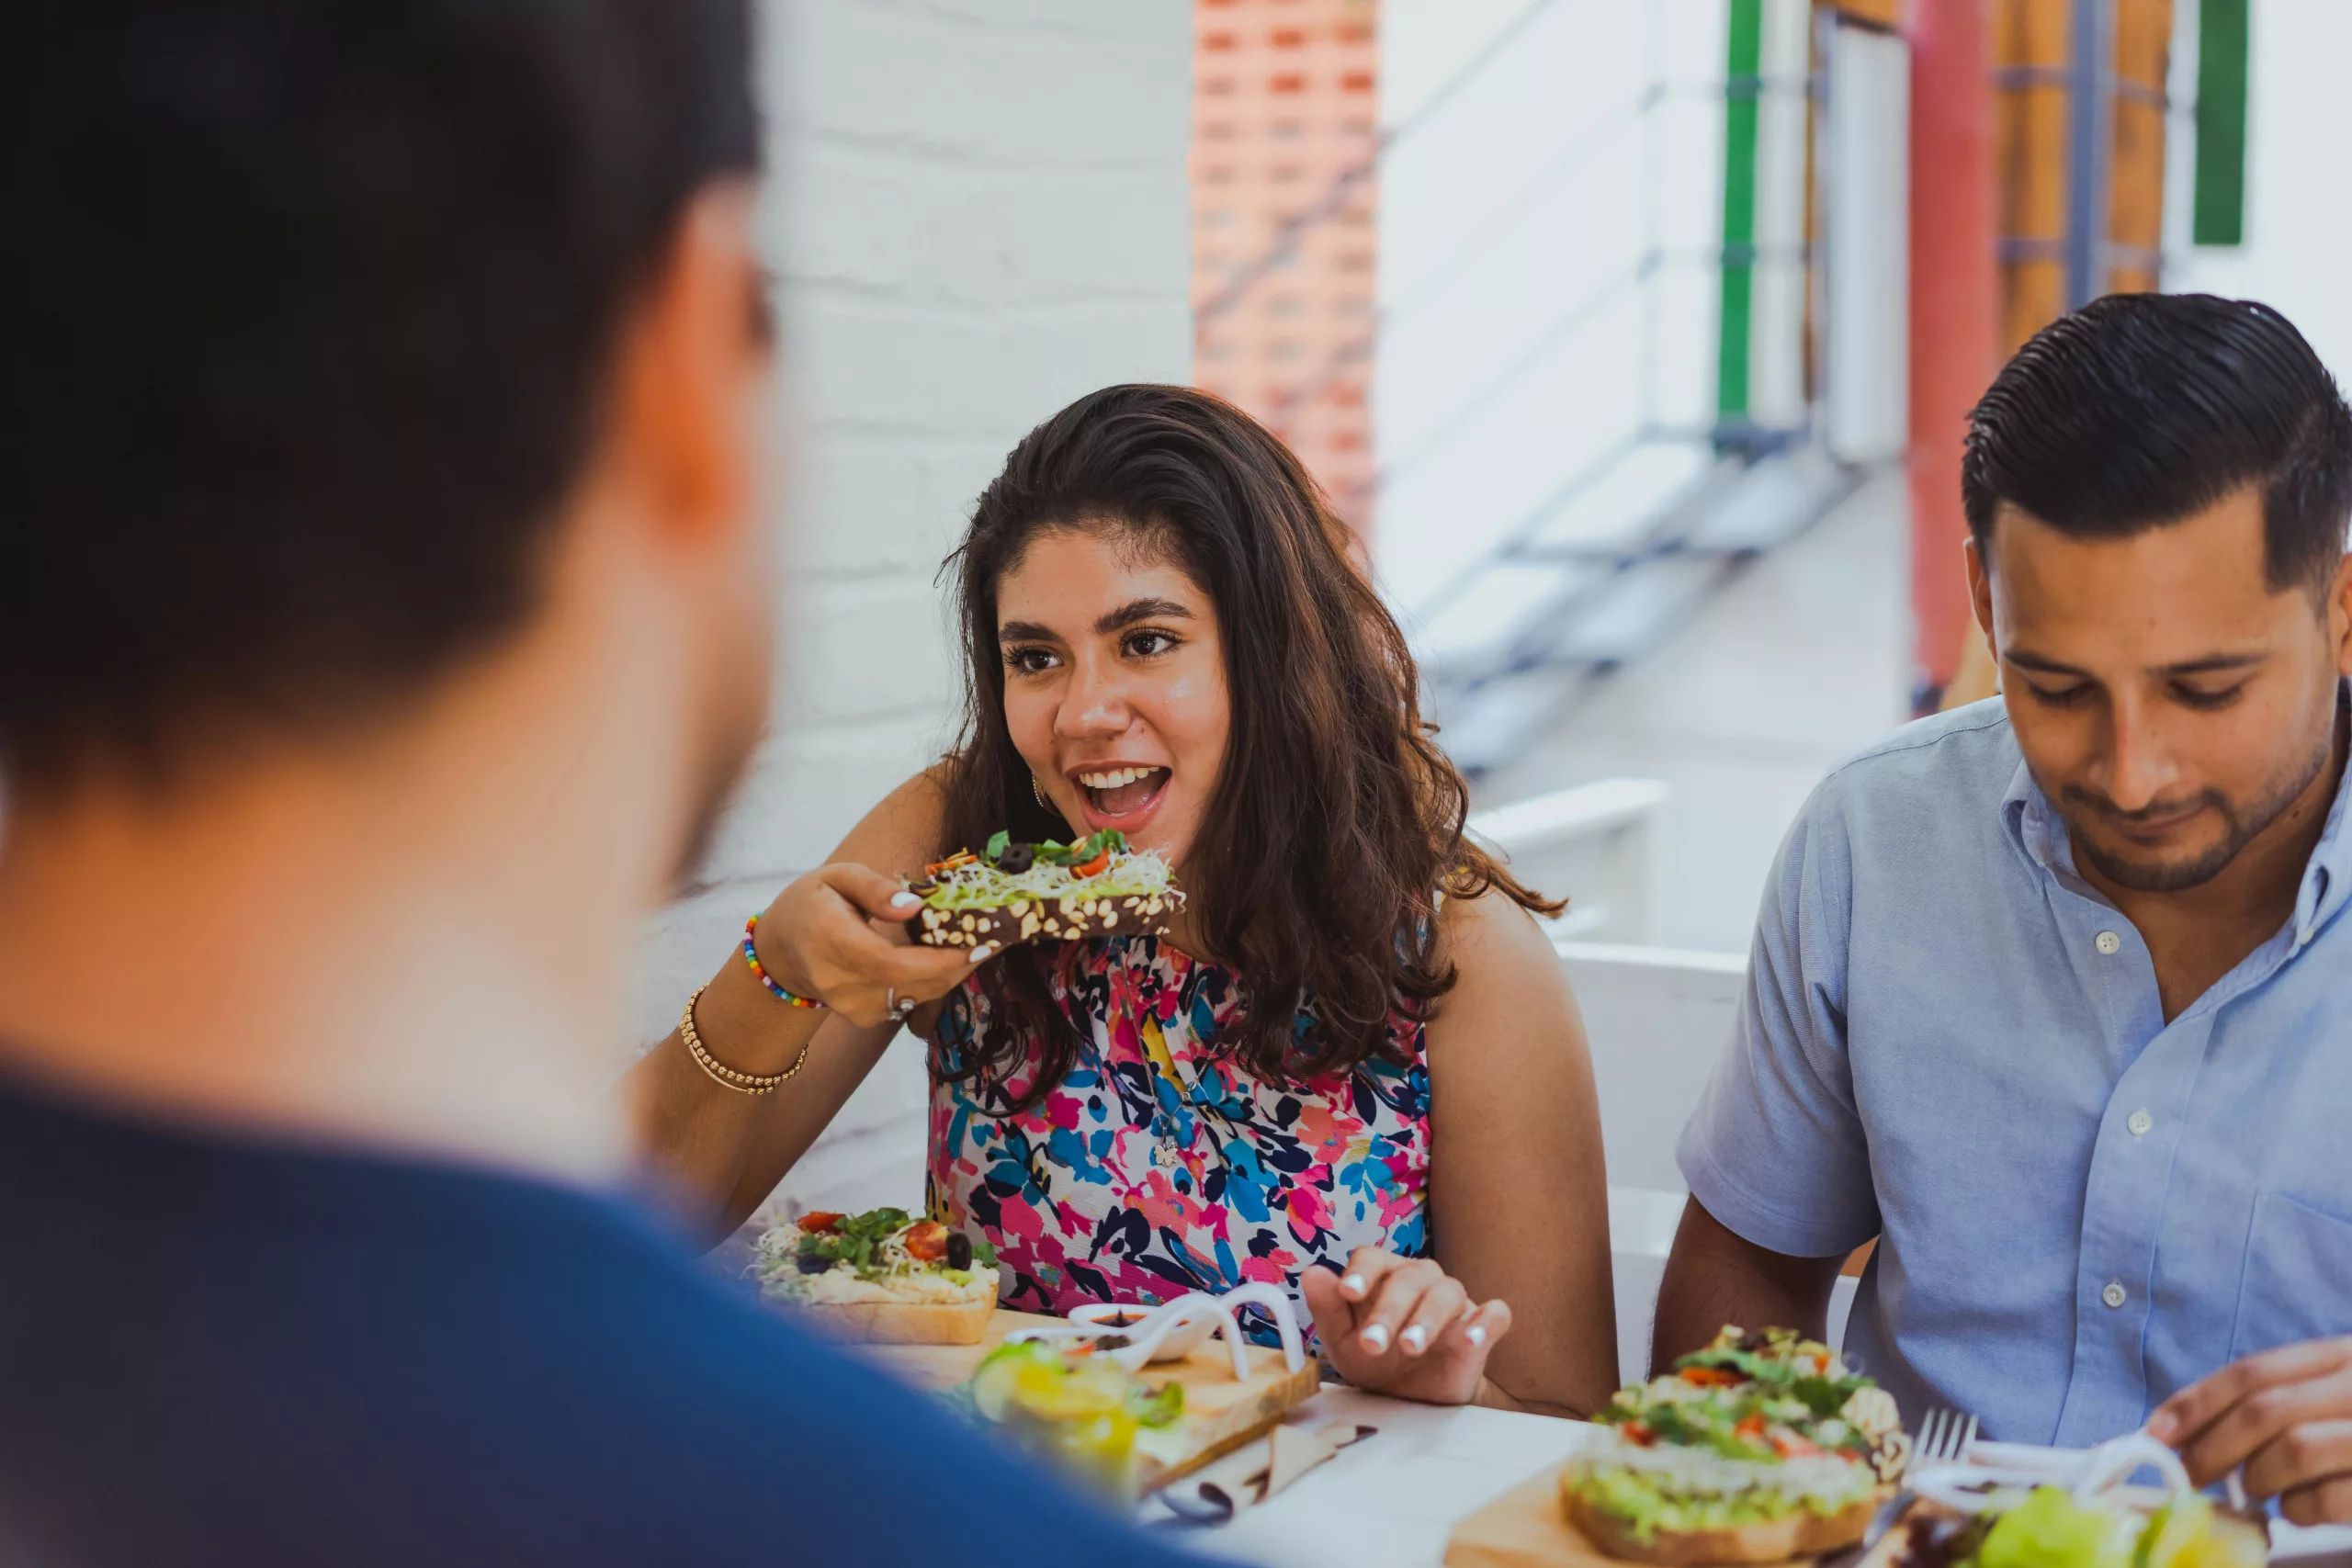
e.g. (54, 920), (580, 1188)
(1679, 696), (2352, 1444)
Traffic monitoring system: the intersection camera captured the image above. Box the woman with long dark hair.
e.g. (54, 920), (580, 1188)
(631, 386), (1616, 1414)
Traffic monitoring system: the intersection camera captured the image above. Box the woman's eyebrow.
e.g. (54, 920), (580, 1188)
(1095, 597), (1193, 635)
(997, 620), (1058, 643)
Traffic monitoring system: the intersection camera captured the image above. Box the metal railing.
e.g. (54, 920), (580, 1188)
(1199, 0), (1885, 775)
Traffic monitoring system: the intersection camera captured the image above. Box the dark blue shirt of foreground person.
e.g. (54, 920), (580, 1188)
(0, 1072), (1197, 1567)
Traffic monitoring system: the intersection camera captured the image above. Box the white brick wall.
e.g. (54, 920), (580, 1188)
(628, 0), (1193, 1218)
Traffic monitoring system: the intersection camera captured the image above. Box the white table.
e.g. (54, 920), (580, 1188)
(1184, 1385), (1601, 1567)
(1178, 1387), (2352, 1568)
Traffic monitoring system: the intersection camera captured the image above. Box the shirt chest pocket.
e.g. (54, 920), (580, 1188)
(2228, 1190), (2352, 1360)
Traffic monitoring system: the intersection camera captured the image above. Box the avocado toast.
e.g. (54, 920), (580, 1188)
(902, 829), (1182, 949)
(1564, 1325), (1909, 1563)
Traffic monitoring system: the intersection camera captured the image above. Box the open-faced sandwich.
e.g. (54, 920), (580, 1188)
(1563, 1325), (1910, 1564)
(902, 829), (1181, 950)
(749, 1206), (999, 1345)
(957, 1338), (1186, 1497)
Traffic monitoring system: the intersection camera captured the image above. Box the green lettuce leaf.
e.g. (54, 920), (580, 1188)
(1129, 1380), (1184, 1428)
(1571, 1470), (1814, 1544)
(1978, 1487), (2136, 1568)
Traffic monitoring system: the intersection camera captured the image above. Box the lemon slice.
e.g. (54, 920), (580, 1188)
(1009, 1358), (1127, 1421)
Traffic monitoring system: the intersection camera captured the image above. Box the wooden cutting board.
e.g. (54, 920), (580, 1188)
(1445, 1464), (1832, 1568)
(861, 1308), (1324, 1491)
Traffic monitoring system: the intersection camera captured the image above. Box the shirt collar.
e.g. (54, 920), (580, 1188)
(2001, 758), (2070, 875)
(2294, 717), (2352, 945)
(1998, 682), (2352, 945)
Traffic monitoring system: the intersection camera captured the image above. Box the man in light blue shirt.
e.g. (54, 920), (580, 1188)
(1658, 293), (2352, 1525)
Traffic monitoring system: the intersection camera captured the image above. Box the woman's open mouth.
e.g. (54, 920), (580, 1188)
(1071, 764), (1170, 829)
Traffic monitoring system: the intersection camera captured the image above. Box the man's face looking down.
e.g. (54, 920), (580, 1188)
(1968, 488), (2352, 894)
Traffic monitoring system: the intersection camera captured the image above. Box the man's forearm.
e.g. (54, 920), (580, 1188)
(1649, 1196), (1842, 1375)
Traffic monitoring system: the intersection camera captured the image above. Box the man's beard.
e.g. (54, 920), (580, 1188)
(2060, 722), (2335, 894)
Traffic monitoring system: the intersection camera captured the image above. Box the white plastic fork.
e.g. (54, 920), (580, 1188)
(1916, 1407), (1981, 1467)
(1854, 1409), (1978, 1556)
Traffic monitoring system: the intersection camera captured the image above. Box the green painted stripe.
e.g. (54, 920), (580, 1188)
(2193, 0), (2248, 246)
(1717, 0), (1763, 420)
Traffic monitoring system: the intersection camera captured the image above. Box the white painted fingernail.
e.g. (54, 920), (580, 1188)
(968, 943), (997, 963)
(1342, 1273), (1368, 1297)
(1360, 1324), (1390, 1352)
(891, 891), (921, 909)
(1400, 1324), (1429, 1353)
(1466, 1324), (1487, 1348)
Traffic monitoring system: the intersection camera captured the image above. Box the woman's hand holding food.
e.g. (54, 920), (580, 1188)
(758, 864), (999, 1028)
(1299, 1247), (1511, 1406)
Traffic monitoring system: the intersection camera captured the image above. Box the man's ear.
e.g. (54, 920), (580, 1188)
(609, 182), (768, 547)
(1963, 534), (1998, 661)
(2330, 550), (2352, 678)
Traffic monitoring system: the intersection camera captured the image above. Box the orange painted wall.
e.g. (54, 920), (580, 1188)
(1190, 0), (1380, 538)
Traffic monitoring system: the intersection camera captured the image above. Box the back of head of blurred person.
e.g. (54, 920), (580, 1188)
(1, 0), (777, 1156)
(0, 7), (1208, 1565)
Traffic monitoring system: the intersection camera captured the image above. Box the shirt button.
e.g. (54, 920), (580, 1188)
(2127, 1109), (2154, 1137)
(2101, 1280), (2127, 1309)
(2095, 931), (2122, 955)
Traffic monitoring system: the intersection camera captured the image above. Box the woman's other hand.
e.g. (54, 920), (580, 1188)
(758, 863), (997, 1028)
(1300, 1247), (1512, 1406)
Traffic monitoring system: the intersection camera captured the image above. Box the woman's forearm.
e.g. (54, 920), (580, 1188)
(623, 953), (885, 1246)
(1473, 1374), (1590, 1420)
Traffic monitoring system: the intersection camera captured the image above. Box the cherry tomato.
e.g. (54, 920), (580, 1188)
(1622, 1422), (1657, 1447)
(1679, 1365), (1746, 1387)
(799, 1211), (845, 1233)
(1071, 851), (1111, 878)
(903, 1221), (949, 1262)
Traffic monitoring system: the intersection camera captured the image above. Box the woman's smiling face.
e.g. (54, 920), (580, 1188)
(995, 525), (1228, 866)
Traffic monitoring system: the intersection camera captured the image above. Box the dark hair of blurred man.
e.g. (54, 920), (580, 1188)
(0, 6), (1204, 1564)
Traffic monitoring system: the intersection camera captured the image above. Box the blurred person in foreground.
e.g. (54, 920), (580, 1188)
(0, 5), (1213, 1565)
(1655, 293), (2352, 1520)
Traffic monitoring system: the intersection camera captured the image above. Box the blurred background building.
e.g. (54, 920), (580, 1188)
(1156, 0), (2352, 953)
(635, 0), (2352, 1349)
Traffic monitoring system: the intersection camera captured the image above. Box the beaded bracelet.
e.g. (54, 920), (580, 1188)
(742, 912), (826, 1009)
(681, 984), (808, 1096)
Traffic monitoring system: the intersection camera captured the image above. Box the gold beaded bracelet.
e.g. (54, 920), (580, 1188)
(681, 983), (811, 1097)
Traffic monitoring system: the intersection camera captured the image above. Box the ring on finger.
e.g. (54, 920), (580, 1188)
(887, 987), (915, 1021)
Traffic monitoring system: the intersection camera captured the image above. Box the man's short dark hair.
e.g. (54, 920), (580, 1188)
(1962, 293), (2352, 595)
(0, 1), (759, 785)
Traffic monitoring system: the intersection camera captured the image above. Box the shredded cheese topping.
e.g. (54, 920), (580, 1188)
(917, 849), (1178, 911)
(747, 1222), (999, 1304)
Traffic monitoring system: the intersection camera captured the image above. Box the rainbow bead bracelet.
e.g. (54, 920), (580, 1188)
(742, 912), (826, 1009)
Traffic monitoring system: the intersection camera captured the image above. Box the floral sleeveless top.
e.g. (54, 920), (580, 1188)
(925, 935), (1430, 1345)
